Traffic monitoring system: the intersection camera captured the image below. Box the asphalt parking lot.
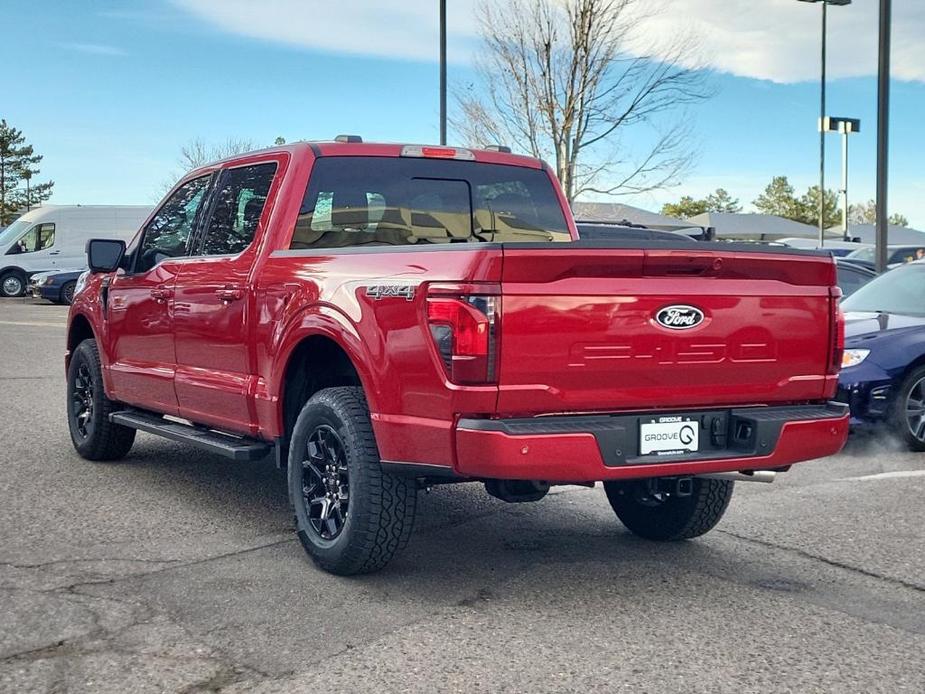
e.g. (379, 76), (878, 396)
(0, 297), (923, 693)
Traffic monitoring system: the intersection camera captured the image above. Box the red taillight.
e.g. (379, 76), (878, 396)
(426, 293), (499, 384)
(828, 288), (845, 374)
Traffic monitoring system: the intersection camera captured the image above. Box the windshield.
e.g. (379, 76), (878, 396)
(846, 247), (874, 262)
(0, 220), (32, 248)
(841, 263), (925, 316)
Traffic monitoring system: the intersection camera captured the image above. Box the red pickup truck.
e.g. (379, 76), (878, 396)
(66, 139), (849, 574)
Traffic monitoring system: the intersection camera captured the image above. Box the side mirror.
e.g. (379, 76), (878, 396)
(86, 239), (126, 273)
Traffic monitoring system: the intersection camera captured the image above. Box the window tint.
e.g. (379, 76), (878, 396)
(9, 223), (55, 254)
(138, 176), (211, 272)
(836, 265), (873, 298)
(847, 247), (874, 263)
(290, 156), (570, 249)
(889, 247), (925, 264)
(200, 163), (277, 256)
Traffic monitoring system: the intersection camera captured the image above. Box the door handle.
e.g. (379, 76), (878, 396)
(216, 286), (245, 303)
(48, 250), (61, 255)
(150, 286), (173, 302)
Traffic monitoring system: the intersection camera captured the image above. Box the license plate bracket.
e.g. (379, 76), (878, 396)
(639, 416), (700, 456)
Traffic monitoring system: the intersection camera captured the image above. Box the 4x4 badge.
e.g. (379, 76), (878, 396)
(365, 284), (415, 301)
(655, 305), (704, 330)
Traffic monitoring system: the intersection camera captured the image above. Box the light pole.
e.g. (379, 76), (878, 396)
(822, 116), (860, 241)
(797, 0), (852, 247)
(875, 0), (891, 273)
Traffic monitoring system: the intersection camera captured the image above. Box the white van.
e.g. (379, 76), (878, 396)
(0, 205), (152, 296)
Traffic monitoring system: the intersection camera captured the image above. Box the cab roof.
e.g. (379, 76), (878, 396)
(205, 140), (546, 170)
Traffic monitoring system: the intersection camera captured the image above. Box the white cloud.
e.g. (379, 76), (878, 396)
(170, 0), (925, 84)
(59, 42), (127, 56)
(169, 0), (479, 62)
(628, 0), (925, 84)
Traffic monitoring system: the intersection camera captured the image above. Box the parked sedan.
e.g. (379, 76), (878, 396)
(31, 269), (84, 305)
(844, 244), (925, 271)
(837, 261), (925, 450)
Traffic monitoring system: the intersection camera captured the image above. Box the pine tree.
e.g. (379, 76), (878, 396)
(753, 176), (839, 227)
(661, 196), (708, 219)
(704, 188), (741, 213)
(753, 176), (800, 219)
(661, 188), (742, 219)
(0, 120), (54, 225)
(797, 185), (840, 228)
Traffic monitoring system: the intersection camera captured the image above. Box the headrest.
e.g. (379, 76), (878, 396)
(488, 193), (525, 215)
(243, 197), (265, 228)
(331, 189), (368, 228)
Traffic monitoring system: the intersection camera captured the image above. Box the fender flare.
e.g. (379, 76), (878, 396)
(270, 304), (379, 421)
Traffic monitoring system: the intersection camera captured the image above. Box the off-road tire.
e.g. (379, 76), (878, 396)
(891, 365), (925, 452)
(67, 339), (136, 460)
(604, 478), (734, 541)
(288, 387), (417, 575)
(1, 270), (25, 297)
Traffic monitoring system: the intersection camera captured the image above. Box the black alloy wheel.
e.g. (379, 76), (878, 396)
(66, 339), (136, 460)
(300, 425), (351, 540)
(287, 387), (417, 575)
(71, 363), (95, 440)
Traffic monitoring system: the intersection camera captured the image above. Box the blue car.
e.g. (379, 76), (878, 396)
(30, 269), (84, 305)
(837, 261), (925, 450)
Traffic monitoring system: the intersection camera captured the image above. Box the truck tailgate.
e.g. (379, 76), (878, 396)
(497, 246), (837, 415)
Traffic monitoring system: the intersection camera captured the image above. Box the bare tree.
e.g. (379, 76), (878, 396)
(453, 0), (710, 202)
(177, 137), (257, 171)
(160, 137), (257, 195)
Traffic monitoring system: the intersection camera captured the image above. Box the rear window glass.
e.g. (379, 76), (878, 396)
(289, 156), (571, 249)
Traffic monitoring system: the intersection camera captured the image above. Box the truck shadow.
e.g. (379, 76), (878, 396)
(120, 435), (780, 589)
(91, 438), (925, 676)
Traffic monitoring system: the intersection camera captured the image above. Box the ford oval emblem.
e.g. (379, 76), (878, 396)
(655, 305), (704, 330)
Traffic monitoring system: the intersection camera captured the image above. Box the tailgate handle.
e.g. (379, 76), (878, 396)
(645, 251), (724, 276)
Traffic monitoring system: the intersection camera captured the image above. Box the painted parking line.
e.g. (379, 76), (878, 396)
(0, 320), (66, 328)
(842, 470), (925, 482)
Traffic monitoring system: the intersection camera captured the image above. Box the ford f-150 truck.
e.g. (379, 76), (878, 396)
(65, 139), (849, 575)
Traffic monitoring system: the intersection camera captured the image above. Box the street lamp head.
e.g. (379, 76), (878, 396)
(797, 1), (852, 4)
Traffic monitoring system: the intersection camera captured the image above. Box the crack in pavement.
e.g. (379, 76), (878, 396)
(1, 581), (275, 692)
(0, 557), (182, 570)
(718, 529), (925, 593)
(31, 537), (296, 595)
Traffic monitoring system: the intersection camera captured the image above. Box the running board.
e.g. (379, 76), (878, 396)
(109, 410), (272, 461)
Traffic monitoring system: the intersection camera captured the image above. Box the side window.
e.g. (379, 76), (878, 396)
(11, 223), (55, 254)
(137, 176), (211, 273)
(837, 267), (869, 297)
(199, 163), (277, 256)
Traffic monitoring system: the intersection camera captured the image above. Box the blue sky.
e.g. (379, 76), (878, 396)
(3, 0), (924, 226)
